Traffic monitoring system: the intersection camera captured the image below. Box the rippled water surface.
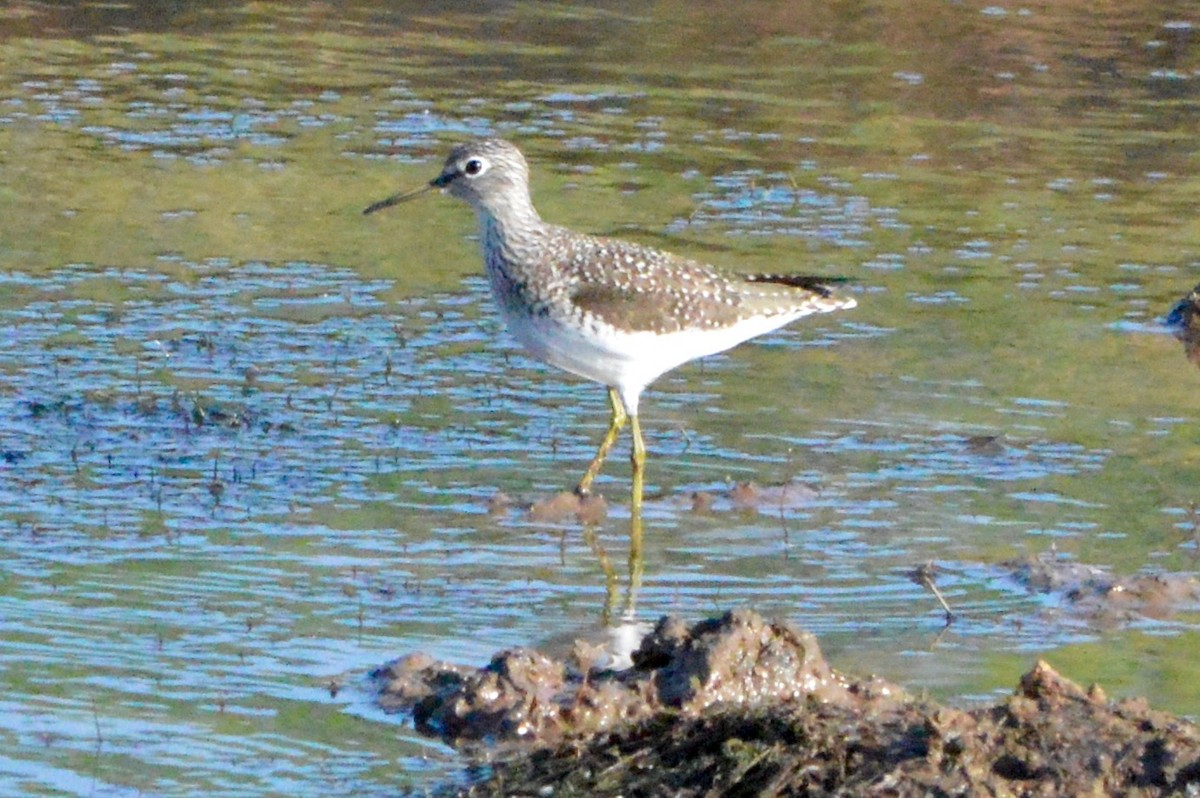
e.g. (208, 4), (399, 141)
(2, 1), (1199, 794)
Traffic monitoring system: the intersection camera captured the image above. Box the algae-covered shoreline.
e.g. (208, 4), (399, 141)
(381, 609), (1200, 796)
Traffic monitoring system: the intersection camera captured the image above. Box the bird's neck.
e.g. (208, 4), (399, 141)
(476, 200), (546, 281)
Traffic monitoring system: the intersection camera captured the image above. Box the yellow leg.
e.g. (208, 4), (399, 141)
(576, 387), (628, 495)
(629, 412), (646, 517)
(624, 501), (644, 618)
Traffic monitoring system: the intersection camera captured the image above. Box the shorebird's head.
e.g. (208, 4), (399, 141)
(363, 138), (533, 219)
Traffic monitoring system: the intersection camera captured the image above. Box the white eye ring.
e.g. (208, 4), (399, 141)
(462, 157), (487, 177)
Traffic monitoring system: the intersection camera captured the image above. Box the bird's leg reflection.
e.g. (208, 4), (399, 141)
(581, 524), (619, 626)
(624, 506), (644, 619)
(582, 507), (646, 629)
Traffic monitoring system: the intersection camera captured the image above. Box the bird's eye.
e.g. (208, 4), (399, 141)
(463, 158), (485, 176)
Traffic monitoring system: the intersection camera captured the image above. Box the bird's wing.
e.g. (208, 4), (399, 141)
(555, 234), (745, 333)
(554, 232), (849, 332)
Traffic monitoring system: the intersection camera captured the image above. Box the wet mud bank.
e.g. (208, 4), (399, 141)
(376, 610), (1200, 796)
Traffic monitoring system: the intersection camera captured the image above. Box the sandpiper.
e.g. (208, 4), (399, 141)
(365, 138), (856, 513)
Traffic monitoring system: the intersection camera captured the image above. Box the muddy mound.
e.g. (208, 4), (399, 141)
(378, 610), (1200, 796)
(1005, 551), (1200, 623)
(375, 610), (899, 745)
(456, 659), (1200, 797)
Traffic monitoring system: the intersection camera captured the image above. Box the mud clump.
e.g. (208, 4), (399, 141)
(486, 490), (608, 524)
(528, 490), (608, 525)
(686, 479), (819, 515)
(486, 480), (816, 524)
(376, 611), (1200, 797)
(1005, 551), (1200, 623)
(459, 659), (1200, 797)
(376, 610), (888, 745)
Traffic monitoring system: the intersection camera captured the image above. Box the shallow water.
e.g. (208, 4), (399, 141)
(1, 1), (1199, 794)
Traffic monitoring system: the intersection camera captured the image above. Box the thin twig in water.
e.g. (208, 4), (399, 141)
(1190, 502), (1200, 562)
(89, 696), (104, 790)
(912, 562), (955, 624)
(778, 490), (790, 558)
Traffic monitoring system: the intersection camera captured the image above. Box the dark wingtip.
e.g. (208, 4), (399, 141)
(743, 274), (852, 297)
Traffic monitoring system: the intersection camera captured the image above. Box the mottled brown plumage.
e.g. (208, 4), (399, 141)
(365, 138), (857, 510)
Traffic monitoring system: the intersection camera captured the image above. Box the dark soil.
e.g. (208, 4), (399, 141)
(1004, 551), (1200, 623)
(376, 610), (1200, 796)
